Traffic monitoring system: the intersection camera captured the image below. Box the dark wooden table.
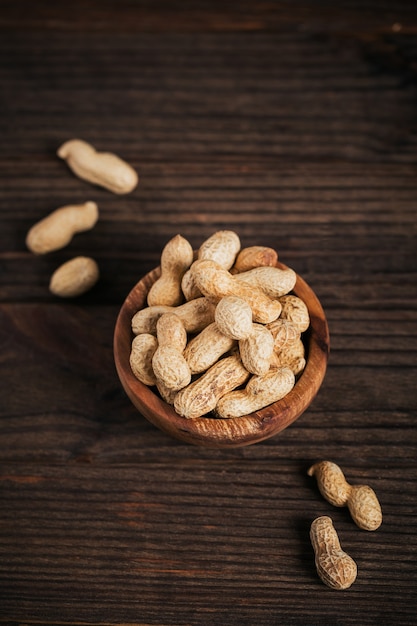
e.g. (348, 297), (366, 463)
(1, 2), (416, 624)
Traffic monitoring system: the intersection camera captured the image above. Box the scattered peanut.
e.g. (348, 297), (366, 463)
(130, 333), (158, 386)
(147, 234), (194, 307)
(57, 139), (138, 194)
(232, 245), (278, 273)
(216, 367), (295, 418)
(152, 313), (191, 391)
(308, 461), (382, 531)
(49, 256), (99, 297)
(310, 516), (357, 590)
(26, 201), (99, 255)
(174, 354), (250, 419)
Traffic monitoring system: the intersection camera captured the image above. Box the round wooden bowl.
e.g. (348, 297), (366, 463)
(114, 262), (330, 448)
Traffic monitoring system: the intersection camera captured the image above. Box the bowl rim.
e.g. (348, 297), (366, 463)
(114, 261), (330, 448)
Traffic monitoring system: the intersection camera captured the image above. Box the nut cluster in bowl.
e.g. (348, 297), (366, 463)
(128, 230), (312, 420)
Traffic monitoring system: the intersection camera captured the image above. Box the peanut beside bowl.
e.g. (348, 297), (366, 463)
(113, 261), (330, 448)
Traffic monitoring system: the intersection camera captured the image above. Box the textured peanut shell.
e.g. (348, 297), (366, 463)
(26, 201), (99, 255)
(308, 461), (382, 531)
(130, 333), (158, 386)
(347, 485), (382, 531)
(191, 259), (282, 324)
(310, 516), (357, 590)
(132, 297), (216, 335)
(232, 245), (278, 273)
(234, 266), (297, 299)
(272, 337), (306, 375)
(174, 355), (250, 419)
(214, 296), (253, 340)
(239, 324), (275, 375)
(279, 295), (310, 333)
(49, 256), (99, 297)
(57, 139), (138, 194)
(216, 367), (295, 418)
(147, 235), (194, 306)
(152, 346), (191, 391)
(197, 230), (241, 269)
(183, 322), (235, 374)
(267, 318), (300, 351)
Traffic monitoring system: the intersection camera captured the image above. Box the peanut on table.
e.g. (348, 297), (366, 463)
(129, 230), (311, 420)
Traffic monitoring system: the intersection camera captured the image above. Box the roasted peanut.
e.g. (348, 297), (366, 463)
(130, 333), (158, 386)
(234, 266), (297, 299)
(214, 296), (253, 340)
(147, 235), (194, 307)
(190, 259), (282, 324)
(152, 313), (191, 391)
(308, 461), (382, 531)
(216, 367), (295, 418)
(181, 268), (202, 301)
(271, 337), (306, 375)
(26, 201), (99, 255)
(239, 323), (275, 376)
(132, 297), (216, 335)
(197, 230), (241, 269)
(279, 295), (310, 333)
(49, 256), (99, 297)
(232, 245), (278, 273)
(266, 318), (300, 351)
(310, 516), (357, 590)
(174, 354), (250, 419)
(183, 322), (235, 374)
(57, 139), (138, 194)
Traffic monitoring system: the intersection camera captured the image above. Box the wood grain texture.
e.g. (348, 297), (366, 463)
(1, 1), (417, 624)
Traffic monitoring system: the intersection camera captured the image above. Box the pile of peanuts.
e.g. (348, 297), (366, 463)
(130, 230), (310, 419)
(26, 139), (138, 297)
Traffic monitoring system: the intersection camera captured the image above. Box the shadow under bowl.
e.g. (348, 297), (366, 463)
(114, 262), (330, 448)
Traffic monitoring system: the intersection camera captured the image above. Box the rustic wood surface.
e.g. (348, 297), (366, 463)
(1, 2), (416, 624)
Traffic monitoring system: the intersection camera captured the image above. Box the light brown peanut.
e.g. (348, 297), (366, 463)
(279, 295), (310, 333)
(310, 516), (357, 590)
(232, 245), (278, 273)
(266, 318), (300, 351)
(234, 266), (297, 299)
(183, 322), (235, 375)
(271, 337), (306, 375)
(57, 139), (138, 194)
(147, 235), (194, 307)
(214, 296), (253, 340)
(197, 230), (241, 269)
(132, 297), (216, 335)
(308, 461), (382, 531)
(130, 333), (158, 386)
(49, 256), (99, 297)
(174, 354), (250, 419)
(26, 201), (99, 255)
(216, 367), (295, 418)
(190, 259), (282, 324)
(152, 313), (191, 391)
(239, 323), (275, 375)
(181, 267), (202, 301)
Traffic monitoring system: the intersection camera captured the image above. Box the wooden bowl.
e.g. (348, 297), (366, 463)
(114, 262), (330, 448)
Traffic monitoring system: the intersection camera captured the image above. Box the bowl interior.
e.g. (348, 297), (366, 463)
(114, 262), (330, 448)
